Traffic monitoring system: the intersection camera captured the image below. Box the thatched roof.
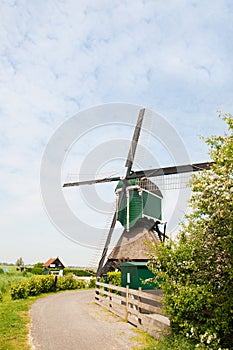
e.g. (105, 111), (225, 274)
(100, 218), (160, 275)
(108, 225), (159, 260)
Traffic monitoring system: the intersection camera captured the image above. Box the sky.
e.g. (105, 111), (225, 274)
(0, 0), (232, 267)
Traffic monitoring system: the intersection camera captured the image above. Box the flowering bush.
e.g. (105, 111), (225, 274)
(56, 273), (86, 290)
(107, 271), (121, 286)
(11, 280), (29, 299)
(149, 114), (233, 349)
(11, 273), (86, 299)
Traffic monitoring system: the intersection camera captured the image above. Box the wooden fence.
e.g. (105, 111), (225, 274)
(95, 282), (170, 338)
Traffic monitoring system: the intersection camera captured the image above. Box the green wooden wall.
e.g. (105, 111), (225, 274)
(116, 180), (162, 229)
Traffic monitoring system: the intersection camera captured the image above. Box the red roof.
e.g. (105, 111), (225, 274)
(43, 258), (57, 267)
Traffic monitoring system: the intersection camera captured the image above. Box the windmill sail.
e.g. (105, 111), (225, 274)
(63, 108), (213, 277)
(125, 108), (145, 176)
(96, 109), (146, 276)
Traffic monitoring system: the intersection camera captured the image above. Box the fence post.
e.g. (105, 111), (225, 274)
(138, 287), (142, 325)
(125, 285), (129, 321)
(95, 281), (99, 301)
(109, 285), (112, 309)
(95, 281), (97, 300)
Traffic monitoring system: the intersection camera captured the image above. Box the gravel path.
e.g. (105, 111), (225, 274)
(29, 290), (140, 350)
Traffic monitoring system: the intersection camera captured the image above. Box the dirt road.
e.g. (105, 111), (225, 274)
(29, 290), (140, 350)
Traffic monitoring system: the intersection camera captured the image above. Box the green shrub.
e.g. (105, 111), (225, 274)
(33, 262), (44, 269)
(149, 114), (233, 350)
(30, 268), (43, 275)
(155, 333), (195, 350)
(27, 275), (56, 295)
(76, 279), (86, 289)
(106, 272), (121, 295)
(107, 271), (121, 286)
(10, 273), (86, 299)
(11, 280), (29, 300)
(57, 273), (85, 290)
(27, 276), (43, 296)
(88, 278), (96, 289)
(22, 270), (31, 277)
(40, 275), (55, 292)
(0, 268), (4, 274)
(63, 268), (92, 277)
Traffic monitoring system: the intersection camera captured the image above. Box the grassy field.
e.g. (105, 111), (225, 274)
(0, 265), (18, 273)
(0, 295), (37, 349)
(0, 267), (35, 349)
(0, 269), (31, 297)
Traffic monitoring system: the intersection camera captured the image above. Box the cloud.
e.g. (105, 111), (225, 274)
(0, 0), (232, 265)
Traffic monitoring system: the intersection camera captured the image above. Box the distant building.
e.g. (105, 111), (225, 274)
(43, 257), (65, 275)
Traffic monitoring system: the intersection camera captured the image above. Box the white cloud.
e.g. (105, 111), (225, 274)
(0, 0), (232, 265)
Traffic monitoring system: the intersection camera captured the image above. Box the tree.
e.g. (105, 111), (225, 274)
(16, 257), (24, 267)
(149, 113), (233, 349)
(33, 262), (44, 269)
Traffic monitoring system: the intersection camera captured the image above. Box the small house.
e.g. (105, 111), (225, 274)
(43, 257), (65, 275)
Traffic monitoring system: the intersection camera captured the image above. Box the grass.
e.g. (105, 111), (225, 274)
(132, 330), (196, 350)
(0, 270), (32, 297)
(0, 269), (37, 349)
(0, 294), (38, 350)
(132, 329), (158, 349)
(0, 265), (18, 273)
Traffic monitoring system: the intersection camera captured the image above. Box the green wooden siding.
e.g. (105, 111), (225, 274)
(142, 191), (162, 220)
(116, 180), (162, 229)
(120, 262), (158, 290)
(117, 190), (143, 229)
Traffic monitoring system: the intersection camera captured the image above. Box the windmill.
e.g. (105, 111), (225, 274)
(63, 108), (212, 276)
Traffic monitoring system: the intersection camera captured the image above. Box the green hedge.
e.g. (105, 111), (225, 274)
(25, 267), (95, 277)
(56, 274), (86, 290)
(26, 267), (43, 275)
(63, 268), (93, 277)
(11, 274), (86, 300)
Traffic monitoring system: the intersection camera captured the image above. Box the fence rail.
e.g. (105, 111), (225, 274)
(95, 282), (170, 338)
